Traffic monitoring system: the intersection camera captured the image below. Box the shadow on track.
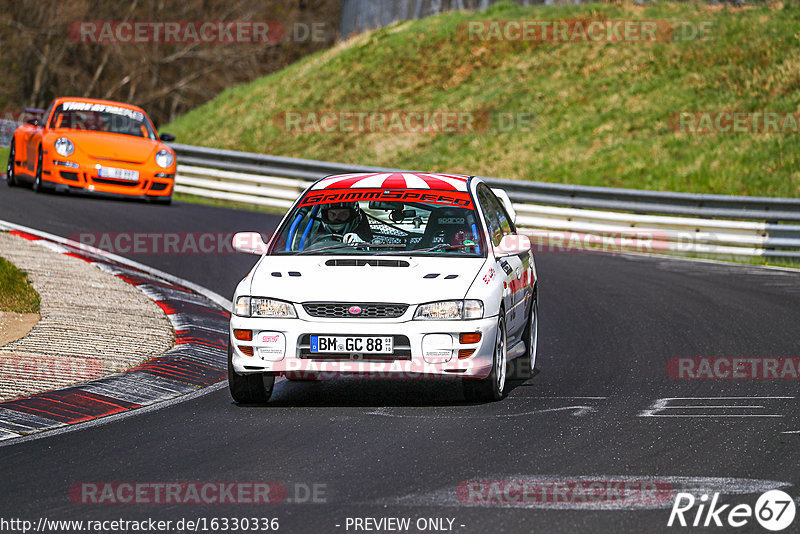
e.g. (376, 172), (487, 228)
(232, 369), (541, 409)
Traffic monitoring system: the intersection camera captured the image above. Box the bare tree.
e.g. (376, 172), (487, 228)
(0, 0), (341, 124)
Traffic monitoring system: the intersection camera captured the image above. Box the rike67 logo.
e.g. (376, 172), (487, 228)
(668, 490), (796, 531)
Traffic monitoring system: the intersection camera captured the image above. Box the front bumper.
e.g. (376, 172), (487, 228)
(229, 315), (498, 380)
(43, 157), (174, 198)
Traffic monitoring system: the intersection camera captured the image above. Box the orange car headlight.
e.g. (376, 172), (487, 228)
(155, 149), (174, 168)
(54, 138), (74, 157)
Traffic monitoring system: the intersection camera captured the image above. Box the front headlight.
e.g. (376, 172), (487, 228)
(414, 300), (484, 320)
(54, 138), (74, 157)
(252, 298), (296, 318)
(155, 149), (174, 168)
(233, 296), (297, 318)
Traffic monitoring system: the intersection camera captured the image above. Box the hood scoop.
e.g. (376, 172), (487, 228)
(325, 259), (410, 267)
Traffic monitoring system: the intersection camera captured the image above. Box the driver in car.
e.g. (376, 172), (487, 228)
(318, 202), (373, 244)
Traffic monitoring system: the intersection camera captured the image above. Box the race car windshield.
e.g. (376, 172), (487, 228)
(48, 102), (157, 139)
(272, 189), (485, 256)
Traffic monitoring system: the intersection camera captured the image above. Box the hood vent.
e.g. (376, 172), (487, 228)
(325, 259), (410, 267)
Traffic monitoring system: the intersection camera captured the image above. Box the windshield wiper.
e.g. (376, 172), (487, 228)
(295, 241), (405, 255)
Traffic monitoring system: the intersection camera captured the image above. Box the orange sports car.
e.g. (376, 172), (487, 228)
(5, 97), (176, 204)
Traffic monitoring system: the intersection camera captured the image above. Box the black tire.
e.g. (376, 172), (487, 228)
(227, 345), (275, 404)
(32, 148), (43, 193)
(6, 140), (16, 187)
(151, 195), (172, 206)
(463, 315), (507, 402)
(510, 294), (537, 380)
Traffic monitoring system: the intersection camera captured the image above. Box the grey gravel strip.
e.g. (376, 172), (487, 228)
(0, 232), (175, 401)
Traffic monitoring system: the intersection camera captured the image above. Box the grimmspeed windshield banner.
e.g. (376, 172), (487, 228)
(300, 188), (474, 209)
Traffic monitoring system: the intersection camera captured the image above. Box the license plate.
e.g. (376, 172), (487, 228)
(99, 166), (139, 182)
(310, 335), (393, 354)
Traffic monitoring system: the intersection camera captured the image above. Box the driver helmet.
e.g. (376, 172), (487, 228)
(320, 202), (362, 235)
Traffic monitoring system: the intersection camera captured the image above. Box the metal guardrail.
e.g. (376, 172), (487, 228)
(169, 143), (800, 260)
(0, 120), (15, 147)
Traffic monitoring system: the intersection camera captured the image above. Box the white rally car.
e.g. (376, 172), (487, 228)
(229, 172), (537, 403)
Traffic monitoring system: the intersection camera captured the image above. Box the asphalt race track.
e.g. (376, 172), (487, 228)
(1, 186), (799, 533)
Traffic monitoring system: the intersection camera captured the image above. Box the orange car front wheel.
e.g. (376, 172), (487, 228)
(32, 148), (44, 193)
(5, 140), (16, 187)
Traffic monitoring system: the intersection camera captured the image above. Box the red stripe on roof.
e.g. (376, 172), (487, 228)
(378, 173), (407, 189)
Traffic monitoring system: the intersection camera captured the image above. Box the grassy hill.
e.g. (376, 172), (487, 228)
(166, 1), (799, 197)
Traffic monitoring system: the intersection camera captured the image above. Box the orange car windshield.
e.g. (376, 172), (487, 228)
(49, 102), (156, 139)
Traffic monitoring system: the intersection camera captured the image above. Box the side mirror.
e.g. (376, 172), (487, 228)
(496, 234), (531, 256)
(232, 232), (267, 255)
(159, 132), (175, 142)
(26, 118), (40, 127)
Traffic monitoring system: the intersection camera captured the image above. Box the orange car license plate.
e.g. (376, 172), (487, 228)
(99, 166), (139, 182)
